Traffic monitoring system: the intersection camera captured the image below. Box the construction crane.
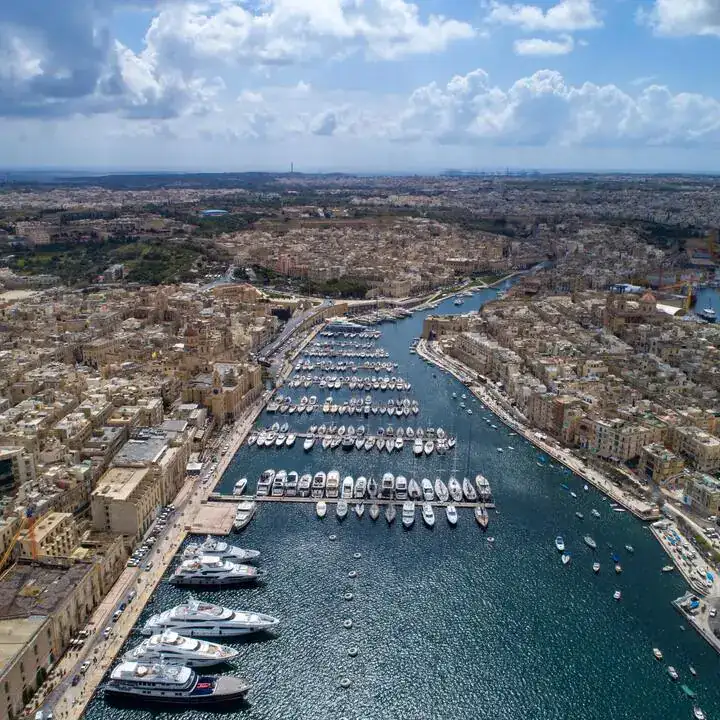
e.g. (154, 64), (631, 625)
(0, 508), (41, 571)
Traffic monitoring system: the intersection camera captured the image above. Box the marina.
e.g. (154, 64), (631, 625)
(82, 287), (720, 720)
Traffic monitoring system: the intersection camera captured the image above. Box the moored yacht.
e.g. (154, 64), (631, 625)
(408, 478), (422, 500)
(298, 473), (312, 497)
(448, 477), (463, 502)
(303, 436), (315, 451)
(381, 472), (395, 499)
(354, 476), (367, 499)
(385, 503), (396, 523)
(341, 475), (354, 498)
(183, 537), (259, 564)
(326, 470), (340, 498)
(232, 478), (247, 496)
(123, 631), (239, 667)
(395, 475), (408, 500)
(311, 471), (326, 498)
(170, 557), (265, 586)
(474, 506), (489, 529)
(446, 505), (458, 525)
(402, 501), (416, 528)
(141, 599), (280, 637)
(434, 477), (449, 502)
(233, 501), (256, 532)
(105, 662), (250, 706)
(413, 438), (424, 456)
(462, 477), (477, 502)
(421, 478), (434, 502)
(336, 500), (348, 519)
(422, 502), (435, 528)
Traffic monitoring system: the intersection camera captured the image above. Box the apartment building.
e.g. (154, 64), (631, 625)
(588, 418), (652, 461)
(16, 512), (79, 560)
(0, 448), (36, 489)
(638, 443), (684, 484)
(667, 425), (720, 474)
(683, 473), (720, 515)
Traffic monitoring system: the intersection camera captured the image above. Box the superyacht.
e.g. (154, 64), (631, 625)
(105, 661), (250, 706)
(141, 599), (280, 637)
(123, 631), (239, 668)
(183, 537), (259, 564)
(169, 557), (265, 586)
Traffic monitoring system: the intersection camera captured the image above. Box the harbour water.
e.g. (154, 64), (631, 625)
(83, 288), (720, 720)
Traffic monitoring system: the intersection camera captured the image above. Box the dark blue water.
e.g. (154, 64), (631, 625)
(83, 288), (720, 720)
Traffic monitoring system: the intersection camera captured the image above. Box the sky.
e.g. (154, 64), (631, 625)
(1, 0), (720, 173)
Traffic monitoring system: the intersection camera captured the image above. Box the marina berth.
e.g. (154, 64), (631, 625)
(105, 662), (251, 706)
(123, 631), (239, 668)
(141, 599), (280, 637)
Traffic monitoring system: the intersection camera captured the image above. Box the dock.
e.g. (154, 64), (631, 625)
(186, 501), (238, 535)
(209, 493), (495, 510)
(672, 592), (720, 654)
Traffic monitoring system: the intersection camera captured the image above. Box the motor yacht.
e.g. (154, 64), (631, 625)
(653, 648), (663, 661)
(336, 500), (348, 519)
(394, 475), (408, 500)
(591, 509), (601, 518)
(256, 469), (274, 496)
(584, 536), (597, 550)
(286, 433), (296, 447)
(233, 501), (256, 531)
(311, 471), (326, 498)
(475, 506), (489, 529)
(183, 537), (259, 564)
(271, 470), (286, 497)
(303, 436), (315, 451)
(169, 557), (265, 587)
(141, 599), (280, 637)
(364, 437), (375, 451)
(699, 307), (716, 323)
(385, 503), (396, 523)
(367, 477), (378, 498)
(446, 505), (458, 525)
(275, 434), (286, 448)
(316, 501), (327, 518)
(285, 471), (299, 497)
(105, 662), (250, 706)
(422, 502), (435, 528)
(668, 666), (679, 681)
(421, 478), (434, 502)
(381, 472), (395, 499)
(448, 477), (463, 502)
(326, 470), (340, 498)
(247, 433), (257, 447)
(408, 478), (422, 500)
(123, 631), (239, 668)
(413, 439), (424, 456)
(341, 476), (354, 498)
(462, 478), (477, 502)
(555, 536), (565, 552)
(298, 473), (312, 497)
(402, 501), (416, 528)
(434, 478), (449, 502)
(232, 478), (247, 496)
(593, 562), (601, 573)
(354, 476), (367, 498)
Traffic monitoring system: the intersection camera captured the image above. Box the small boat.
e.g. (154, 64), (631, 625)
(653, 648), (663, 660)
(354, 503), (365, 518)
(615, 564), (622, 574)
(689, 667), (697, 677)
(570, 492), (577, 498)
(232, 478), (247, 496)
(576, 512), (584, 520)
(367, 477), (378, 498)
(408, 478), (422, 500)
(475, 506), (489, 529)
(613, 590), (621, 601)
(625, 545), (634, 553)
(584, 536), (597, 549)
(402, 501), (415, 528)
(668, 666), (679, 681)
(487, 536), (495, 544)
(446, 505), (458, 525)
(593, 562), (600, 573)
(584, 484), (589, 491)
(591, 509), (600, 518)
(316, 501), (327, 518)
(421, 478), (434, 502)
(462, 477), (477, 502)
(555, 536), (565, 552)
(448, 477), (463, 502)
(336, 500), (348, 519)
(613, 507), (626, 513)
(662, 565), (675, 573)
(369, 503), (380, 520)
(434, 477), (449, 502)
(694, 707), (706, 720)
(422, 503), (435, 528)
(385, 504), (396, 524)
(561, 553), (571, 565)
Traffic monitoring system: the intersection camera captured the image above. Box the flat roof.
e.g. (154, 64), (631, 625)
(0, 616), (48, 677)
(92, 467), (149, 501)
(113, 434), (168, 465)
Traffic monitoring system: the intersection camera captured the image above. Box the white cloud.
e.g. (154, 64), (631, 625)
(238, 90), (264, 103)
(392, 68), (720, 147)
(487, 0), (601, 32)
(641, 0), (720, 37)
(513, 34), (575, 55)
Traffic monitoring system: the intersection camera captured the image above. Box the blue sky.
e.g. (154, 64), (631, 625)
(1, 0), (719, 172)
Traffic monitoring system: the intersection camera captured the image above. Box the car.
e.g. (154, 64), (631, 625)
(127, 590), (136, 601)
(80, 661), (91, 674)
(102, 627), (112, 639)
(112, 610), (122, 622)
(126, 560), (137, 568)
(143, 562), (153, 571)
(710, 608), (717, 618)
(71, 675), (80, 687)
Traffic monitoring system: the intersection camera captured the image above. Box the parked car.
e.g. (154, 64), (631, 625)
(80, 661), (91, 674)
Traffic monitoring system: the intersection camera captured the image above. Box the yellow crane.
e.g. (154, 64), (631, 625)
(0, 509), (42, 571)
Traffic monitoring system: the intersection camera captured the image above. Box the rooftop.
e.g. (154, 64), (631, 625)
(113, 432), (168, 466)
(0, 616), (48, 678)
(92, 467), (149, 501)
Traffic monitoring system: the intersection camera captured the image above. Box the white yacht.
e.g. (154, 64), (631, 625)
(402, 501), (416, 528)
(298, 473), (312, 497)
(105, 662), (250, 706)
(424, 440), (434, 456)
(699, 307), (716, 322)
(354, 476), (367, 498)
(271, 470), (286, 497)
(285, 471), (299, 497)
(475, 474), (493, 503)
(395, 475), (408, 500)
(169, 557), (265, 586)
(413, 438), (424, 456)
(141, 599), (280, 637)
(421, 478), (434, 502)
(256, 469), (274, 496)
(381, 472), (395, 499)
(448, 477), (463, 502)
(311, 471), (326, 498)
(316, 500), (327, 518)
(286, 433), (297, 447)
(422, 502), (435, 528)
(233, 501), (256, 531)
(303, 436), (315, 451)
(408, 478), (422, 500)
(232, 478), (247, 496)
(183, 537), (259, 564)
(341, 476), (354, 498)
(369, 503), (380, 520)
(462, 477), (477, 501)
(434, 477), (449, 502)
(446, 505), (458, 525)
(326, 470), (340, 498)
(123, 631), (239, 668)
